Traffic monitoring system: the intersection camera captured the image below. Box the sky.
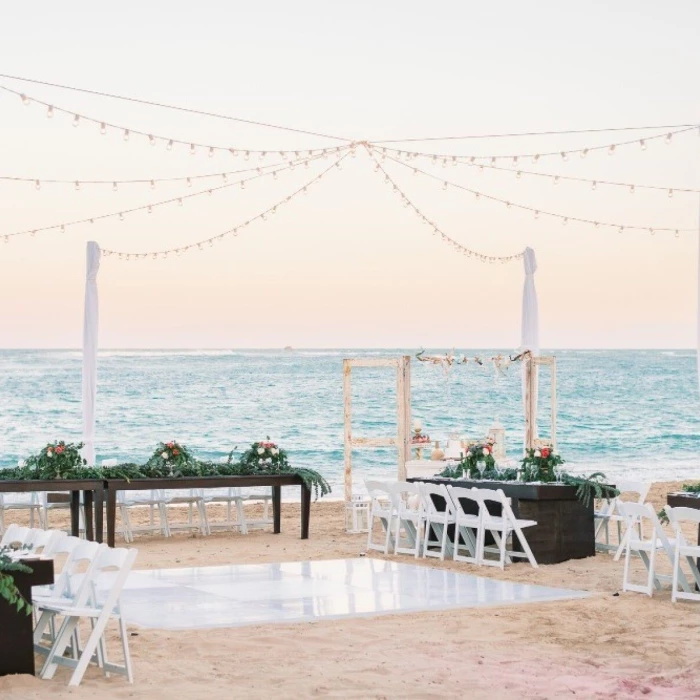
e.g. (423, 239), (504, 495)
(1, 0), (699, 349)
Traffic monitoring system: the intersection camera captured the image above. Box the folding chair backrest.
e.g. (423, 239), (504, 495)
(446, 486), (481, 518)
(391, 481), (421, 514)
(475, 488), (514, 523)
(665, 506), (700, 546)
(419, 482), (455, 518)
(52, 540), (105, 600)
(1, 524), (32, 548)
(617, 501), (671, 550)
(616, 481), (651, 503)
(90, 547), (138, 612)
(28, 528), (65, 555)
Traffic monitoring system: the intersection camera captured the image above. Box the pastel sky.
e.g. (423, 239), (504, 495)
(1, 1), (699, 349)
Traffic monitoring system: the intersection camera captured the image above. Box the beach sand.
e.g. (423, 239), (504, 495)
(2, 480), (699, 699)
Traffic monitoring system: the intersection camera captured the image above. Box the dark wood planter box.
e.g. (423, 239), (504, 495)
(0, 558), (54, 677)
(409, 477), (595, 565)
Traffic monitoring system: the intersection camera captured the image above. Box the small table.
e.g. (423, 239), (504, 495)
(409, 477), (595, 565)
(103, 475), (312, 548)
(0, 557), (54, 676)
(0, 480), (105, 543)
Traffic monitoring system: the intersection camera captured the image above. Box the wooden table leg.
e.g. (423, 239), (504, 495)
(84, 490), (94, 541)
(106, 485), (117, 548)
(70, 490), (80, 537)
(272, 485), (281, 534)
(95, 487), (104, 544)
(301, 484), (311, 540)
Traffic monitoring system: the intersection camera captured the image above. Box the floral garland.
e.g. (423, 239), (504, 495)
(520, 445), (565, 481)
(24, 441), (86, 479)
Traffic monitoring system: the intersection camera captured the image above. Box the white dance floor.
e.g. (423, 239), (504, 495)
(116, 558), (587, 630)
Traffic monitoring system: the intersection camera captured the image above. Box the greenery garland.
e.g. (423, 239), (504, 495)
(0, 440), (332, 501)
(682, 482), (700, 494)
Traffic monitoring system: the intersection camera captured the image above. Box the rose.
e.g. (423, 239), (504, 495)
(482, 448), (489, 457)
(257, 447), (265, 455)
(172, 449), (179, 456)
(167, 442), (174, 448)
(55, 446), (64, 455)
(161, 451), (169, 459)
(541, 448), (550, 458)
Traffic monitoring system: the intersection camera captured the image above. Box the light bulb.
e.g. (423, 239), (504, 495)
(594, 222), (599, 228)
(256, 167), (262, 175)
(187, 177), (192, 187)
(241, 180), (246, 190)
(591, 181), (597, 190)
(167, 140), (173, 150)
(123, 129), (130, 142)
(563, 218), (568, 226)
(505, 201), (511, 208)
(608, 145), (615, 156)
(533, 154), (540, 163)
(490, 157), (496, 165)
(516, 171), (522, 179)
(230, 149), (237, 157)
(60, 224), (65, 233)
(618, 226), (624, 233)
(73, 114), (80, 127)
(534, 210), (539, 219)
(261, 151), (267, 160)
(580, 148), (588, 159)
(470, 156), (476, 164)
(150, 180), (155, 190)
(640, 139), (646, 150)
(148, 205), (152, 214)
(553, 176), (559, 185)
(560, 151), (568, 161)
(208, 147), (215, 158)
(273, 171), (278, 180)
(34, 180), (40, 190)
(512, 156), (518, 165)
(149, 135), (155, 146)
(475, 192), (480, 200)
(112, 182), (118, 191)
(665, 133), (672, 145)
(46, 105), (54, 118)
(244, 151), (250, 161)
(272, 206), (277, 215)
(650, 228), (655, 235)
(629, 185), (635, 194)
(452, 156), (457, 166)
(442, 158), (447, 167)
(222, 174), (228, 183)
(668, 188), (674, 198)
(74, 181), (80, 191)
(119, 212), (124, 221)
(675, 230), (680, 238)
(207, 189), (212, 196)
(178, 198), (183, 206)
(305, 160), (310, 168)
(21, 94), (29, 105)
(190, 144), (196, 155)
(100, 122), (106, 135)
(442, 181), (448, 190)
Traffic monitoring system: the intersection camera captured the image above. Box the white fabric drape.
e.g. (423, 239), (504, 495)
(521, 247), (539, 355)
(82, 241), (101, 466)
(521, 247), (539, 448)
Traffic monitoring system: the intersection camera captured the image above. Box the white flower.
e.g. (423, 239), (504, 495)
(271, 448), (279, 456)
(482, 448), (489, 457)
(46, 450), (53, 458)
(257, 447), (265, 455)
(161, 451), (169, 459)
(265, 458), (272, 464)
(258, 458), (264, 465)
(534, 450), (541, 458)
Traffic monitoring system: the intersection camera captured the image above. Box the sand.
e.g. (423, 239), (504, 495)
(1, 481), (700, 699)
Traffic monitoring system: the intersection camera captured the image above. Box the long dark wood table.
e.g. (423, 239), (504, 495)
(0, 557), (54, 676)
(0, 479), (104, 543)
(409, 477), (595, 565)
(103, 475), (311, 547)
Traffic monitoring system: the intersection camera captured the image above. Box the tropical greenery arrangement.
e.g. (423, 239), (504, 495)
(682, 483), (700, 494)
(438, 444), (618, 508)
(0, 547), (32, 615)
(0, 440), (332, 500)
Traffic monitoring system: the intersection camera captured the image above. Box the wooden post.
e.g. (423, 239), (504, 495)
(550, 357), (557, 452)
(396, 356), (411, 481)
(343, 359), (353, 502)
(523, 353), (536, 451)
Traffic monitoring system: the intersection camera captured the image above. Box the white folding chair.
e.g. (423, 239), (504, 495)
(161, 489), (209, 536)
(365, 480), (396, 554)
(391, 482), (424, 558)
(201, 487), (249, 534)
(239, 489), (274, 530)
(0, 491), (44, 531)
(117, 489), (171, 542)
(475, 489), (538, 569)
(420, 482), (457, 561)
(36, 546), (137, 686)
(446, 486), (482, 564)
(33, 535), (92, 602)
(618, 502), (691, 596)
(665, 506), (700, 603)
(1, 524), (34, 548)
(594, 480), (650, 558)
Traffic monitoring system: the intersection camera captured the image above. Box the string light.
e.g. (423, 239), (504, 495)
(112, 182), (118, 192)
(208, 147), (215, 158)
(46, 105), (53, 118)
(167, 139), (173, 150)
(149, 134), (155, 146)
(608, 145), (615, 156)
(640, 139), (646, 150)
(74, 181), (80, 191)
(150, 180), (155, 190)
(376, 149), (693, 235)
(101, 154), (347, 259)
(72, 114), (79, 127)
(665, 133), (672, 145)
(34, 179), (40, 190)
(20, 93), (29, 105)
(123, 129), (130, 142)
(3, 152), (332, 242)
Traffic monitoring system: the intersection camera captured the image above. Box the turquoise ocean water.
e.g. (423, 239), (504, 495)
(1, 349), (699, 495)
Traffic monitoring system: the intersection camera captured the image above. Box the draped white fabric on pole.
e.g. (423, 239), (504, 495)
(82, 241), (101, 466)
(521, 247), (539, 446)
(521, 247), (540, 355)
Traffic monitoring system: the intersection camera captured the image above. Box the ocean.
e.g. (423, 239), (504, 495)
(0, 349), (699, 495)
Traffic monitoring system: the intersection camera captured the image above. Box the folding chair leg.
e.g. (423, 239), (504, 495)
(119, 614), (134, 683)
(672, 541), (681, 603)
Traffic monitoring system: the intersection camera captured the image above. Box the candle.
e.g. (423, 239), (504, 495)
(412, 419), (422, 432)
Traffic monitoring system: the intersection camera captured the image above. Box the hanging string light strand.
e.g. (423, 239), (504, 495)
(0, 156), (321, 189)
(100, 152), (349, 260)
(2, 150), (338, 242)
(376, 148), (694, 235)
(1, 84), (352, 157)
(368, 149), (523, 263)
(372, 125), (698, 165)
